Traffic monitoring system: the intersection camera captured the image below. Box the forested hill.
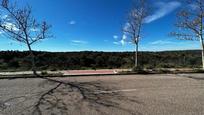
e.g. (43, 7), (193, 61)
(0, 50), (202, 71)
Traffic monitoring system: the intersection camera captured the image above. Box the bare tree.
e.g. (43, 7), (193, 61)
(123, 0), (149, 68)
(171, 0), (204, 69)
(0, 0), (52, 75)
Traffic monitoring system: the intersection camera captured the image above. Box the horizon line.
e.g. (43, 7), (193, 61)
(0, 49), (202, 53)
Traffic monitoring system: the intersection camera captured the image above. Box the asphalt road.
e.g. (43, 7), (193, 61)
(0, 74), (204, 115)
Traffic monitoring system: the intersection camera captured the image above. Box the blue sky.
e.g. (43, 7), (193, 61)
(0, 0), (201, 52)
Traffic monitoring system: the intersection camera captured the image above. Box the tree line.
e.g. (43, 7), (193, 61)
(0, 50), (202, 71)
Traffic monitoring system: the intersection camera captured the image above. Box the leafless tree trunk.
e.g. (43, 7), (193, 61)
(27, 41), (37, 75)
(171, 0), (204, 69)
(0, 0), (52, 75)
(123, 0), (148, 68)
(135, 43), (138, 67)
(200, 36), (204, 69)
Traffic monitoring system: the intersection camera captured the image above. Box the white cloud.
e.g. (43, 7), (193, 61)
(2, 22), (19, 31)
(123, 23), (130, 32)
(71, 40), (87, 44)
(144, 1), (181, 23)
(113, 34), (127, 46)
(30, 28), (39, 32)
(0, 31), (4, 34)
(69, 20), (76, 25)
(142, 40), (200, 51)
(150, 40), (175, 45)
(119, 23), (131, 46)
(1, 14), (8, 19)
(113, 35), (118, 40)
(0, 14), (11, 21)
(113, 41), (120, 45)
(121, 34), (127, 46)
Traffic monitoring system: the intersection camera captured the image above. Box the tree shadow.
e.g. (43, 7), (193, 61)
(0, 77), (143, 115)
(30, 77), (143, 115)
(177, 74), (204, 81)
(186, 76), (204, 80)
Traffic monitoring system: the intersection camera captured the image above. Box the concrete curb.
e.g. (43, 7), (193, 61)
(0, 72), (149, 80)
(0, 71), (203, 80)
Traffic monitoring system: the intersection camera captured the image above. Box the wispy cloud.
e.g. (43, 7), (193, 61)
(1, 14), (8, 19)
(30, 28), (39, 32)
(113, 41), (120, 45)
(142, 40), (200, 51)
(121, 34), (127, 46)
(69, 20), (76, 25)
(113, 35), (118, 40)
(0, 31), (4, 35)
(144, 1), (181, 23)
(113, 34), (127, 46)
(123, 23), (130, 32)
(2, 22), (19, 31)
(71, 40), (88, 45)
(150, 40), (175, 45)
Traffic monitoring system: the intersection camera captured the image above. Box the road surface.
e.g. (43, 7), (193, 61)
(0, 74), (204, 115)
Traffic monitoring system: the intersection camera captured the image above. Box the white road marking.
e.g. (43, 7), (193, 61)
(94, 84), (204, 94)
(94, 89), (138, 94)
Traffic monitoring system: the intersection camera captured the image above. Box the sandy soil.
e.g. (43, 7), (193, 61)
(0, 74), (204, 115)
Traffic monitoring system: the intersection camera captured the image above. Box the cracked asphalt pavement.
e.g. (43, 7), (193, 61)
(0, 74), (204, 115)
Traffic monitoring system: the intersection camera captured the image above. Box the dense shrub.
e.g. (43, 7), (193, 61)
(0, 50), (202, 71)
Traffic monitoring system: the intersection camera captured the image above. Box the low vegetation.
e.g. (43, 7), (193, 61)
(0, 50), (202, 72)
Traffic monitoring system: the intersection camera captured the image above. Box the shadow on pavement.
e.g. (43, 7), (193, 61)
(1, 77), (143, 115)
